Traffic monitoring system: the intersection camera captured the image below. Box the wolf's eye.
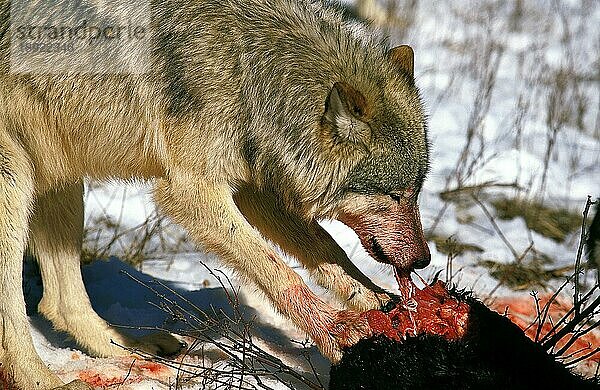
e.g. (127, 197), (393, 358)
(351, 105), (363, 117)
(388, 188), (415, 202)
(388, 193), (401, 202)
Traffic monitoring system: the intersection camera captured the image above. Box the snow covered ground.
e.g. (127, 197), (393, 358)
(19, 0), (600, 388)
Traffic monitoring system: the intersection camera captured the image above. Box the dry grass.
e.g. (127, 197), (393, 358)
(479, 258), (573, 290)
(428, 234), (484, 256)
(491, 197), (582, 242)
(82, 184), (193, 268)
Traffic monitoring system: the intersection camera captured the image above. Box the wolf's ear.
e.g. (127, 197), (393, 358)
(322, 82), (371, 145)
(388, 45), (414, 78)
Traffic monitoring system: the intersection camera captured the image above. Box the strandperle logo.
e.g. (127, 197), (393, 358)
(10, 0), (150, 75)
(15, 20), (147, 45)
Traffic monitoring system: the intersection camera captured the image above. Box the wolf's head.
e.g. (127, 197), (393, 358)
(238, 28), (430, 272)
(320, 45), (430, 272)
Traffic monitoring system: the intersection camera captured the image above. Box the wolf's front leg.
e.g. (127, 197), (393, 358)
(234, 186), (391, 312)
(155, 179), (372, 361)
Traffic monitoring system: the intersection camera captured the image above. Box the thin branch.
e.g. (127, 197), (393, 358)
(542, 294), (600, 351)
(471, 194), (520, 261)
(574, 196), (594, 315)
(565, 347), (600, 368)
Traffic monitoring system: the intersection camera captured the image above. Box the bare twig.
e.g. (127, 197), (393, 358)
(471, 195), (520, 261)
(565, 347), (600, 368)
(541, 282), (600, 352)
(574, 196), (595, 314)
(117, 358), (136, 390)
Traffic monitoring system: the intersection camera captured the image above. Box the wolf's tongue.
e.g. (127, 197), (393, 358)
(365, 274), (470, 341)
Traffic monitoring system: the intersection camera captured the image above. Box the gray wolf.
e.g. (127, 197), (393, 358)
(0, 0), (429, 388)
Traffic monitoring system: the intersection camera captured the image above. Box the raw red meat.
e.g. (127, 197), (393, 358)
(365, 275), (470, 341)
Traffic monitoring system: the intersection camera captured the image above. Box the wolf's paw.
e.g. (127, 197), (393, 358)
(52, 380), (93, 390)
(130, 332), (187, 357)
(346, 287), (393, 312)
(2, 354), (64, 390)
(317, 310), (373, 363)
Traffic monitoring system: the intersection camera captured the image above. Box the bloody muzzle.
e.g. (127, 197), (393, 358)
(339, 199), (430, 271)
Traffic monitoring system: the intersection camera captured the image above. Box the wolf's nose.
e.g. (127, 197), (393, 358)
(413, 255), (431, 269)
